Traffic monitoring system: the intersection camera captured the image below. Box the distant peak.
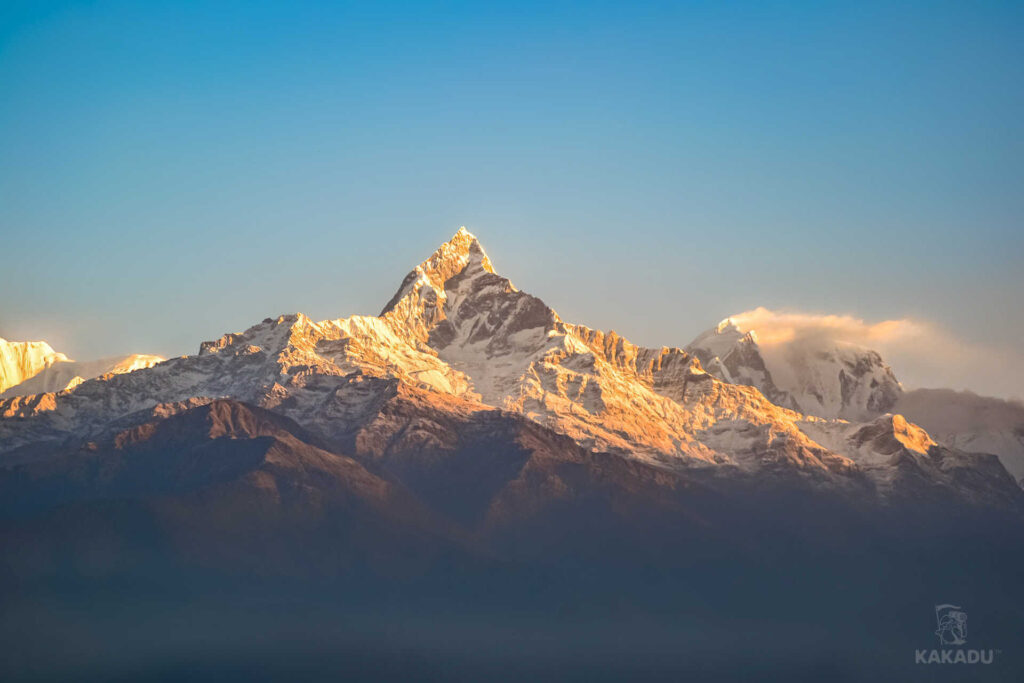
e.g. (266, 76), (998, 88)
(0, 337), (61, 354)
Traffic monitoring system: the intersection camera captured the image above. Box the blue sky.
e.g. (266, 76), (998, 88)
(1, 1), (1022, 396)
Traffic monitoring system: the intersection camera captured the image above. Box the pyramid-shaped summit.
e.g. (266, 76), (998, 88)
(366, 229), (834, 471)
(381, 227), (495, 317)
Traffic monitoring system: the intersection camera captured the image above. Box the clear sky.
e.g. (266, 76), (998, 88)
(1, 1), (1022, 398)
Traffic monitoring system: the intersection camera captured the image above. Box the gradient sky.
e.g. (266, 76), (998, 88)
(1, 1), (1022, 397)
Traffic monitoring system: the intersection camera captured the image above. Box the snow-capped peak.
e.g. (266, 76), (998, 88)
(0, 338), (70, 394)
(686, 315), (902, 420)
(378, 227), (502, 345)
(381, 227), (494, 315)
(693, 319), (748, 360)
(686, 320), (791, 409)
(432, 226), (494, 276)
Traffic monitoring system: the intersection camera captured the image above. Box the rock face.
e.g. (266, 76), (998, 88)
(686, 318), (902, 420)
(0, 353), (164, 398)
(0, 338), (68, 394)
(0, 228), (1017, 514)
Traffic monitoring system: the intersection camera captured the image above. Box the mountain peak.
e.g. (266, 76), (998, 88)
(0, 338), (70, 394)
(687, 314), (903, 420)
(380, 227), (495, 317)
(434, 226), (494, 276)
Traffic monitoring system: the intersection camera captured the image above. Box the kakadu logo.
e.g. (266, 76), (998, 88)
(934, 604), (967, 645)
(915, 604), (997, 665)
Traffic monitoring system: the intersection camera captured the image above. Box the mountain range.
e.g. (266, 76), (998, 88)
(686, 315), (1024, 482)
(2, 228), (1019, 499)
(2, 228), (1022, 680)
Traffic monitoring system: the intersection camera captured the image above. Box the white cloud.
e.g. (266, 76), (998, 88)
(725, 307), (1024, 401)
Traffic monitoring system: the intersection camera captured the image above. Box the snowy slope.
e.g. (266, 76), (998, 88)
(0, 353), (164, 398)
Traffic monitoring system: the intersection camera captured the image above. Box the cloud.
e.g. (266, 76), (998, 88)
(725, 307), (1024, 401)
(726, 307), (927, 347)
